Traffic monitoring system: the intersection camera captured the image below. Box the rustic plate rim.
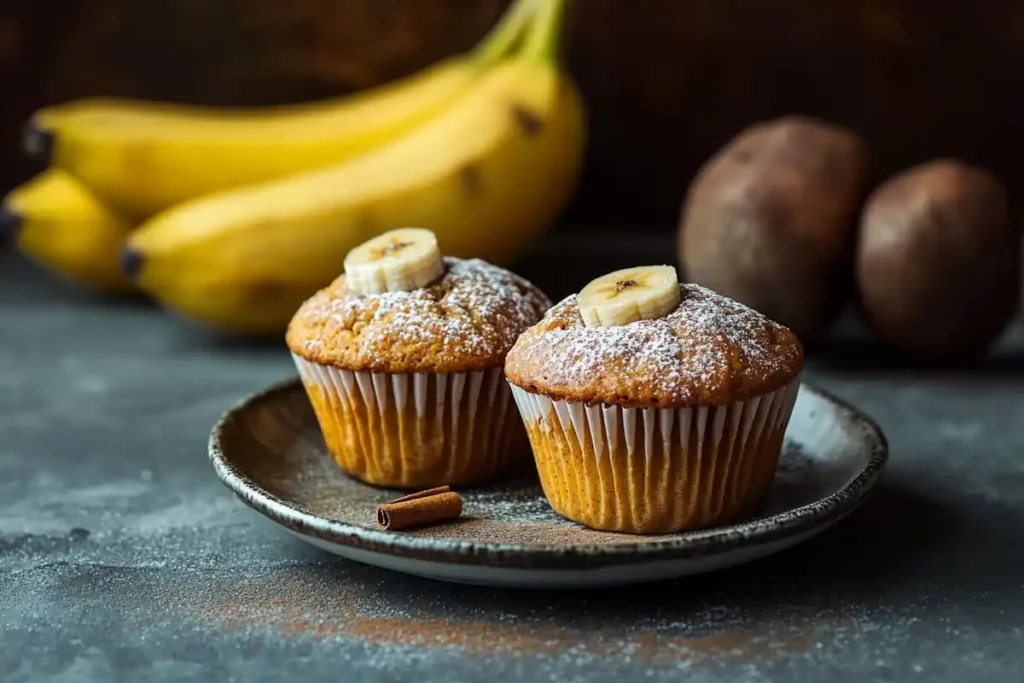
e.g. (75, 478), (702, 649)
(208, 378), (888, 570)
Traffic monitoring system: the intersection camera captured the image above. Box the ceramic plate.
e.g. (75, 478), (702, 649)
(209, 379), (887, 588)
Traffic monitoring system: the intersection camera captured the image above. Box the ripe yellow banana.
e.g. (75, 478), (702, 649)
(24, 0), (537, 219)
(1, 169), (135, 293)
(125, 0), (585, 336)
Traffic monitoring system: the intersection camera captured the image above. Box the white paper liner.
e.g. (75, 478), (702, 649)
(508, 377), (801, 533)
(292, 354), (524, 488)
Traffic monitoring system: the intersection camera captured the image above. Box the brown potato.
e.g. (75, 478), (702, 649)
(856, 160), (1019, 358)
(678, 116), (869, 341)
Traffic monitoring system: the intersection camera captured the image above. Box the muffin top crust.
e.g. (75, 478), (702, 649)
(504, 284), (803, 407)
(287, 257), (550, 373)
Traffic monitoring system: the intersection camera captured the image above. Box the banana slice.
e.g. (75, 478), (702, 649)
(577, 265), (681, 327)
(344, 227), (446, 296)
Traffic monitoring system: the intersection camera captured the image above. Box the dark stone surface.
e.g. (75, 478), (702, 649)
(1, 239), (1023, 682)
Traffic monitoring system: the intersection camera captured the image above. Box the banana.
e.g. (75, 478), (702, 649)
(2, 169), (136, 293)
(124, 0), (585, 336)
(344, 228), (445, 295)
(576, 266), (681, 327)
(24, 0), (537, 219)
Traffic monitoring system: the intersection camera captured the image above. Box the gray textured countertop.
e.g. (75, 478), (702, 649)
(1, 238), (1023, 682)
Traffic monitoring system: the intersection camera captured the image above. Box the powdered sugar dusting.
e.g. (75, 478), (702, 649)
(287, 258), (550, 372)
(505, 284), (802, 407)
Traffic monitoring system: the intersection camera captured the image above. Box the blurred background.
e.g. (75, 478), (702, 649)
(4, 0), (1024, 225)
(1, 0), (1022, 359)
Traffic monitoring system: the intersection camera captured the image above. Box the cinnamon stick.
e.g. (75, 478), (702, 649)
(376, 485), (463, 531)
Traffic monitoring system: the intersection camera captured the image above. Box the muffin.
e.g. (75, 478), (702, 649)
(504, 265), (803, 534)
(286, 227), (550, 489)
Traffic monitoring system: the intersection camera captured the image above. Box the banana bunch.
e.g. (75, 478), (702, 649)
(8, 0), (585, 335)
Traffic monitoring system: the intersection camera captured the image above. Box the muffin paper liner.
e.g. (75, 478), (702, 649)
(509, 378), (801, 534)
(292, 354), (527, 489)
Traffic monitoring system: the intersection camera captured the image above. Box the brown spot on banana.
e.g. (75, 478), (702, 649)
(372, 239), (413, 259)
(614, 279), (638, 295)
(511, 104), (544, 136)
(459, 164), (484, 196)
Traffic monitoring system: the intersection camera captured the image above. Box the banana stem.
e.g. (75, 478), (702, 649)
(521, 0), (568, 63)
(471, 0), (538, 67)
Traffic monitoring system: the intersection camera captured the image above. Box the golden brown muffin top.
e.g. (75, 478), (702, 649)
(504, 284), (803, 407)
(287, 257), (551, 373)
